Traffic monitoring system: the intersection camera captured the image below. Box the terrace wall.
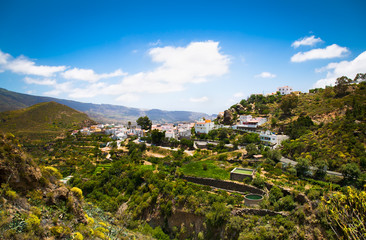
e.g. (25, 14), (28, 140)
(233, 208), (288, 217)
(182, 176), (264, 195)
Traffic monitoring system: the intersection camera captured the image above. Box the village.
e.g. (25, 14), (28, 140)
(73, 86), (295, 149)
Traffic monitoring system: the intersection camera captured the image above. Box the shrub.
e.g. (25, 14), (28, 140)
(5, 189), (17, 200)
(72, 232), (84, 240)
(252, 173), (266, 189)
(50, 226), (64, 237)
(44, 166), (63, 179)
(25, 214), (40, 231)
(269, 186), (283, 204)
(71, 187), (83, 200)
(276, 195), (296, 211)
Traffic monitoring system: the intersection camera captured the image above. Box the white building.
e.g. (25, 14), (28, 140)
(259, 130), (289, 148)
(195, 119), (215, 134)
(233, 115), (267, 132)
(165, 130), (177, 139)
(277, 86), (293, 95)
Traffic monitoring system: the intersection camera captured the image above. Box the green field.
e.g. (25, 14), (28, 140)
(140, 165), (156, 171)
(232, 168), (253, 175)
(180, 160), (230, 180)
(94, 163), (112, 175)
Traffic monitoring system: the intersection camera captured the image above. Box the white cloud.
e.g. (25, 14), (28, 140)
(7, 41), (230, 100)
(24, 77), (57, 85)
(189, 96), (209, 103)
(291, 44), (349, 62)
(116, 93), (140, 103)
(44, 82), (73, 96)
(314, 51), (366, 88)
(62, 68), (126, 82)
(291, 35), (323, 48)
(0, 50), (10, 64)
(0, 50), (66, 77)
(5, 56), (66, 77)
(233, 92), (244, 98)
(255, 72), (276, 78)
(82, 41), (230, 96)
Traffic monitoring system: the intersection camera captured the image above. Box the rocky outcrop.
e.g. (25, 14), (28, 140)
(0, 135), (42, 191)
(46, 186), (87, 224)
(223, 110), (234, 125)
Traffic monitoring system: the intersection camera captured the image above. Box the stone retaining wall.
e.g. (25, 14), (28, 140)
(182, 176), (265, 195)
(233, 208), (288, 217)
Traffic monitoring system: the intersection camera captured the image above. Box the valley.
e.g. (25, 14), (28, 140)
(0, 77), (365, 239)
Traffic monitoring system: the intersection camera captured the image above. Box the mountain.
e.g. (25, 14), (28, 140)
(0, 88), (210, 123)
(0, 101), (95, 141)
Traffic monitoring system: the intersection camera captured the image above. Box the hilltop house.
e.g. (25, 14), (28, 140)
(277, 86), (293, 95)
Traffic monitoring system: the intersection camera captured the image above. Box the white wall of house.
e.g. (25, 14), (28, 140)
(260, 130), (289, 147)
(195, 121), (215, 134)
(277, 86), (293, 95)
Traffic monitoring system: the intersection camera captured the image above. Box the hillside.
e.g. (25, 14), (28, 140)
(0, 134), (150, 239)
(0, 88), (210, 123)
(218, 76), (366, 172)
(0, 101), (95, 141)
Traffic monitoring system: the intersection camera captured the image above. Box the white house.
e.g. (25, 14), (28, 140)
(259, 130), (289, 148)
(195, 119), (215, 134)
(233, 115), (267, 132)
(165, 130), (177, 139)
(277, 86), (293, 95)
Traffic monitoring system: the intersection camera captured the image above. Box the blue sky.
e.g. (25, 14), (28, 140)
(0, 0), (365, 114)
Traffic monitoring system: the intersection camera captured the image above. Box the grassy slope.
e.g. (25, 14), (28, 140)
(180, 159), (231, 180)
(0, 101), (95, 141)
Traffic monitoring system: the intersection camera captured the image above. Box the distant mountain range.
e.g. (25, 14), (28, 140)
(0, 88), (211, 123)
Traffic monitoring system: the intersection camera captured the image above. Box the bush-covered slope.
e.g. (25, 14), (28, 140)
(219, 76), (366, 173)
(0, 101), (95, 141)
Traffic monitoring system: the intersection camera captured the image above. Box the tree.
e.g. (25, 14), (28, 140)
(280, 94), (298, 115)
(245, 143), (258, 157)
(128, 121), (131, 129)
(353, 73), (366, 83)
(295, 158), (310, 178)
(206, 202), (230, 227)
(269, 186), (283, 204)
(341, 163), (361, 183)
(150, 129), (165, 145)
(136, 116), (152, 130)
(314, 160), (327, 180)
(334, 76), (351, 97)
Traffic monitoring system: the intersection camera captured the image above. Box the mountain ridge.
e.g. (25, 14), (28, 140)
(0, 88), (210, 123)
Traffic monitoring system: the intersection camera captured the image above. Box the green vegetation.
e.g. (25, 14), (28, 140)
(232, 169), (253, 175)
(180, 160), (230, 180)
(136, 115), (152, 130)
(1, 75), (366, 239)
(0, 101), (94, 143)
